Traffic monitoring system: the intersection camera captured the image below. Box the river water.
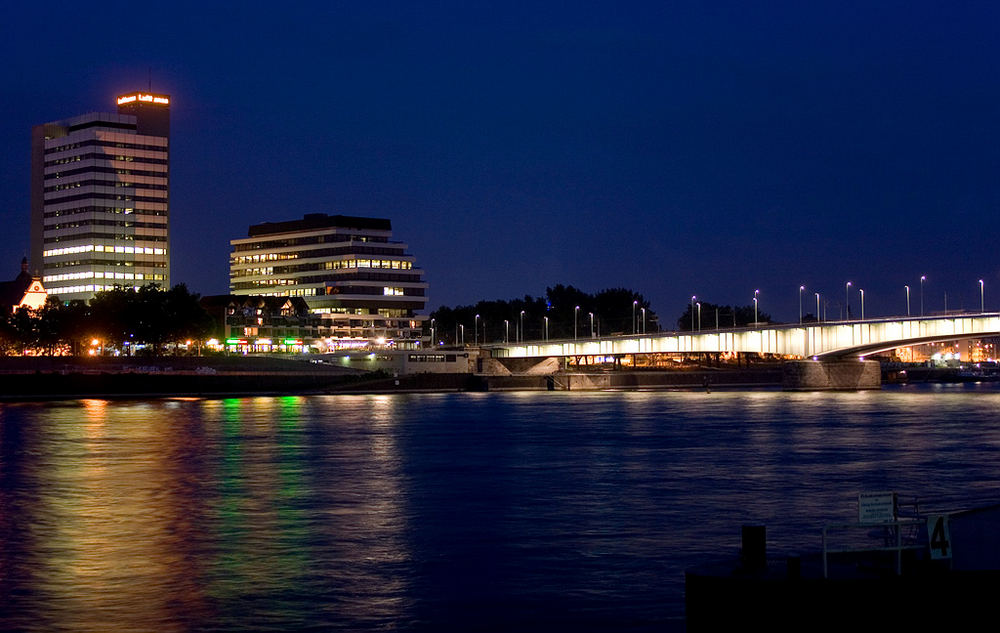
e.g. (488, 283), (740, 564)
(2, 385), (1000, 632)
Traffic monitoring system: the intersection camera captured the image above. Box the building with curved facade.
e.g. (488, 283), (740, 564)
(229, 213), (428, 350)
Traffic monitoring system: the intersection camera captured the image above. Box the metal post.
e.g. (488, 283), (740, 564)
(920, 275), (926, 316)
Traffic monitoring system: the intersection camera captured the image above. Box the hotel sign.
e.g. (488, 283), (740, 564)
(117, 93), (170, 106)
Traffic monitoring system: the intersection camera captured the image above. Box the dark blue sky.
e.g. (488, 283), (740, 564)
(2, 1), (998, 324)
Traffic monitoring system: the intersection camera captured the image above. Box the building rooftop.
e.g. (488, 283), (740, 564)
(247, 214), (392, 238)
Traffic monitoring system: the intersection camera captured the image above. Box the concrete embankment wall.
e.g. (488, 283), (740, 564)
(782, 360), (881, 390)
(476, 369), (783, 391)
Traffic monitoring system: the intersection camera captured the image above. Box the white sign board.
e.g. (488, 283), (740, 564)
(927, 515), (952, 560)
(858, 492), (896, 524)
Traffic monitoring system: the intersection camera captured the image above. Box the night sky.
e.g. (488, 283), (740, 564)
(2, 1), (998, 324)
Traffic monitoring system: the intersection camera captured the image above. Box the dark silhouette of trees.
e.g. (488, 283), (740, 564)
(0, 284), (213, 356)
(677, 301), (774, 331)
(427, 285), (658, 345)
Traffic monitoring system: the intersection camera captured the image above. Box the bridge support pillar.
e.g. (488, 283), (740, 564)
(782, 360), (881, 391)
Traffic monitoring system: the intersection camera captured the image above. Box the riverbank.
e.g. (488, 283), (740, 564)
(0, 356), (784, 400)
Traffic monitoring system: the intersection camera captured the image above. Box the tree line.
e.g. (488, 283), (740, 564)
(427, 285), (658, 344)
(0, 284), (214, 356)
(676, 301), (774, 331)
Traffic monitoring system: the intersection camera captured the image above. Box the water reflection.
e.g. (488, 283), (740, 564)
(2, 388), (1000, 631)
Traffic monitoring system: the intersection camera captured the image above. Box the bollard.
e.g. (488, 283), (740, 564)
(741, 525), (766, 571)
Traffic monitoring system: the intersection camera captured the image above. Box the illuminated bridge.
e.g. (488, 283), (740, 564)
(485, 314), (1000, 389)
(487, 313), (1000, 360)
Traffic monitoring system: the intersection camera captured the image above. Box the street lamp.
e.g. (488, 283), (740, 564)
(459, 324), (465, 346)
(504, 319), (509, 343)
(641, 307), (646, 334)
(904, 286), (910, 317)
(845, 282), (852, 320)
(696, 302), (701, 332)
(980, 279), (985, 312)
(474, 314), (480, 346)
(815, 293), (820, 323)
(520, 310), (525, 342)
(920, 275), (926, 316)
(752, 296), (758, 324)
(544, 316), (549, 341)
(799, 285), (805, 324)
(859, 288), (865, 320)
(632, 300), (638, 335)
(574, 306), (580, 341)
(430, 317), (435, 346)
(690, 295), (696, 331)
(589, 312), (594, 338)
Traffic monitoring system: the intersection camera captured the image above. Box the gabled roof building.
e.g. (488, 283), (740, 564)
(0, 258), (48, 313)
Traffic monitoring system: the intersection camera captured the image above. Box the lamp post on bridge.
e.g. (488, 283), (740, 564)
(815, 293), (821, 323)
(460, 324), (465, 346)
(633, 300), (638, 335)
(641, 307), (646, 334)
(799, 285), (805, 324)
(845, 282), (852, 320)
(905, 285), (910, 317)
(504, 319), (509, 343)
(980, 279), (985, 313)
(430, 318), (435, 346)
(920, 275), (926, 316)
(544, 316), (549, 341)
(589, 312), (594, 338)
(696, 302), (701, 332)
(574, 306), (580, 341)
(753, 296), (758, 325)
(859, 288), (865, 320)
(690, 295), (696, 331)
(474, 314), (479, 346)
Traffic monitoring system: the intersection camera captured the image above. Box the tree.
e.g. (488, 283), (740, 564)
(678, 301), (773, 331)
(427, 284), (658, 344)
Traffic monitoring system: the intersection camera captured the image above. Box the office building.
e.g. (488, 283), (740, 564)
(30, 91), (170, 302)
(229, 213), (428, 349)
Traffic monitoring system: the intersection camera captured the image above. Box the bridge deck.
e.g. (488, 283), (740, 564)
(486, 313), (1000, 360)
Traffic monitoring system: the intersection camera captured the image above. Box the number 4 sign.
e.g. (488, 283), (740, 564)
(927, 515), (952, 560)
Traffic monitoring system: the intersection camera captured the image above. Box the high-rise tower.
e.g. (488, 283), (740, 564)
(30, 91), (170, 302)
